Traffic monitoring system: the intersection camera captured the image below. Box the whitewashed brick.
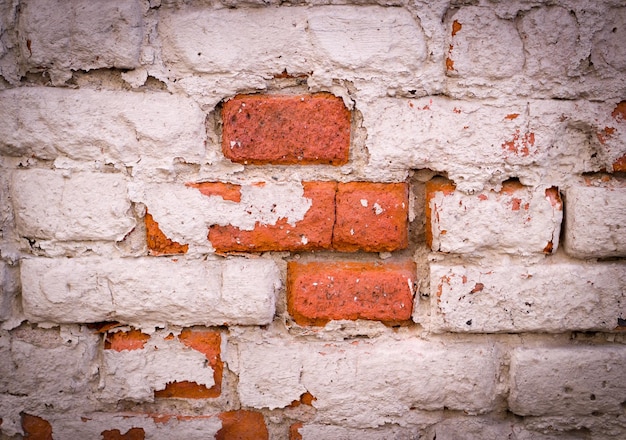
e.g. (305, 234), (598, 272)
(307, 6), (426, 72)
(592, 7), (626, 72)
(18, 0), (142, 83)
(20, 257), (278, 327)
(99, 331), (214, 403)
(446, 7), (524, 79)
(509, 346), (626, 416)
(362, 97), (625, 186)
(160, 6), (425, 77)
(11, 169), (135, 241)
(429, 261), (626, 333)
(427, 178), (562, 255)
(236, 338), (498, 427)
(517, 6), (583, 78)
(298, 424), (423, 440)
(0, 88), (206, 167)
(564, 178), (626, 259)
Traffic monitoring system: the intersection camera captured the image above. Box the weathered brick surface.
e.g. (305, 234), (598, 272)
(161, 6), (426, 77)
(428, 261), (626, 333)
(209, 181), (336, 252)
(235, 338), (498, 426)
(564, 177), (626, 259)
(11, 169), (135, 242)
(426, 177), (562, 255)
(509, 346), (626, 416)
(100, 329), (219, 403)
(333, 182), (409, 252)
(0, 88), (206, 168)
(222, 94), (350, 165)
(20, 257), (278, 327)
(18, 0), (142, 83)
(287, 260), (415, 326)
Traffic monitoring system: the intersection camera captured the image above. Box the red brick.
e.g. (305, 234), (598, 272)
(613, 154), (626, 172)
(155, 329), (222, 399)
(333, 182), (409, 252)
(145, 211), (188, 256)
(209, 181), (336, 252)
(216, 410), (268, 440)
(222, 93), (350, 165)
(289, 423), (303, 440)
(186, 182), (241, 202)
(287, 260), (415, 326)
(101, 428), (145, 440)
(104, 329), (151, 351)
(21, 413), (52, 440)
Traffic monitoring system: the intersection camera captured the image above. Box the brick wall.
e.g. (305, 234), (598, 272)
(0, 0), (625, 439)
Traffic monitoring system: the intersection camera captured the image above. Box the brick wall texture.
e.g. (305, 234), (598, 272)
(0, 0), (625, 439)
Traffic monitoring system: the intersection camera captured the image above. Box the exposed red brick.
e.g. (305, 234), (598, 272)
(287, 260), (415, 326)
(505, 113), (520, 120)
(186, 182), (241, 202)
(288, 391), (317, 408)
(216, 411), (268, 440)
(104, 329), (150, 351)
(21, 413), (52, 440)
(425, 178), (456, 248)
(101, 428), (145, 440)
(145, 211), (188, 256)
(451, 20), (462, 36)
(333, 182), (408, 252)
(613, 154), (626, 172)
(154, 380), (215, 399)
(289, 423), (303, 440)
(155, 329), (222, 399)
(222, 93), (350, 165)
(502, 130), (536, 157)
(545, 187), (563, 210)
(209, 181), (336, 252)
(612, 101), (626, 122)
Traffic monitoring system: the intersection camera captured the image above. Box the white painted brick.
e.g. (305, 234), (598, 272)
(446, 7), (524, 79)
(0, 261), (19, 322)
(0, 326), (99, 409)
(306, 6), (426, 72)
(564, 178), (626, 259)
(0, 88), (206, 168)
(130, 181), (312, 254)
(298, 423), (425, 440)
(509, 346), (626, 416)
(20, 257), (278, 327)
(236, 338), (498, 427)
(11, 169), (135, 241)
(427, 179), (562, 255)
(429, 261), (626, 333)
(161, 6), (425, 78)
(18, 0), (142, 83)
(48, 414), (221, 440)
(362, 97), (625, 187)
(517, 6), (583, 78)
(592, 7), (626, 72)
(99, 331), (214, 403)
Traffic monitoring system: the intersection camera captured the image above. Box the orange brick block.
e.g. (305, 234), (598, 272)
(21, 413), (53, 440)
(287, 260), (415, 326)
(209, 181), (336, 252)
(216, 411), (268, 440)
(101, 428), (145, 440)
(185, 182), (241, 202)
(222, 94), (350, 165)
(104, 329), (151, 351)
(333, 182), (409, 252)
